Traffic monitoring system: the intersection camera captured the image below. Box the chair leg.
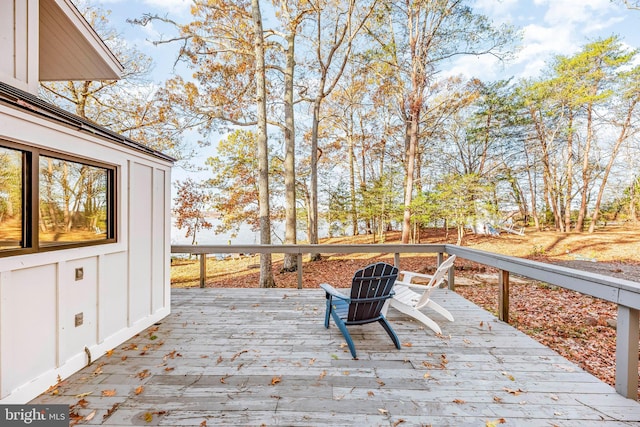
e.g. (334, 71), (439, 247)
(389, 300), (442, 334)
(324, 296), (332, 329)
(425, 300), (454, 322)
(378, 317), (401, 350)
(330, 311), (357, 359)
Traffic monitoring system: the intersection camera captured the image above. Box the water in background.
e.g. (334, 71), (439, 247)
(171, 217), (292, 245)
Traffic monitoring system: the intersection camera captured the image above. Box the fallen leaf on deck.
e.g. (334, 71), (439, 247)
(105, 349), (114, 357)
(231, 350), (248, 361)
(135, 385), (144, 395)
(402, 342), (413, 347)
(75, 392), (92, 398)
(102, 389), (116, 397)
(164, 350), (182, 360)
(453, 398), (465, 404)
(501, 371), (515, 381)
(136, 369), (150, 379)
(270, 376), (281, 385)
(318, 370), (326, 380)
(84, 410), (96, 421)
(503, 387), (524, 395)
(103, 403), (119, 420)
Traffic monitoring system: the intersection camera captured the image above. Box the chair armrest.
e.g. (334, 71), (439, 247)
(394, 280), (432, 291)
(319, 283), (350, 301)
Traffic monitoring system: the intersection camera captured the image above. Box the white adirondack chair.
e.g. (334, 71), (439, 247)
(382, 255), (457, 334)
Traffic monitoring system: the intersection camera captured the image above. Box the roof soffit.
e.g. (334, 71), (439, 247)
(39, 0), (124, 81)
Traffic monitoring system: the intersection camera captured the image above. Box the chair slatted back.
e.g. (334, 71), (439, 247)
(415, 255), (456, 309)
(348, 262), (398, 323)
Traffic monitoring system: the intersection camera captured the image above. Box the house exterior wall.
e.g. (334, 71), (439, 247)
(0, 0), (39, 94)
(0, 103), (172, 403)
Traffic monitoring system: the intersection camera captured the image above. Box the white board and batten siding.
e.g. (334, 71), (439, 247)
(0, 102), (173, 403)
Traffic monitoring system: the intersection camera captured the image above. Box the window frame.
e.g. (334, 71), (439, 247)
(0, 139), (117, 257)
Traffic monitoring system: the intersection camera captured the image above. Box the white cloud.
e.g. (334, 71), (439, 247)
(535, 0), (616, 26)
(95, 0), (191, 17)
(441, 54), (504, 81)
(473, 0), (520, 23)
(141, 0), (191, 15)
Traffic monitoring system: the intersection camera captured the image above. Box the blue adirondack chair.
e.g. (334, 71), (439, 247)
(320, 262), (401, 359)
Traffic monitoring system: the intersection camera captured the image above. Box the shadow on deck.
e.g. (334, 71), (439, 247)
(32, 288), (640, 426)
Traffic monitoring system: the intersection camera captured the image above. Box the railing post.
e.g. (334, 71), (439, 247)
(394, 253), (400, 268)
(199, 254), (206, 288)
(437, 252), (444, 266)
(615, 305), (639, 400)
(498, 270), (509, 323)
(448, 265), (455, 291)
(297, 253), (303, 289)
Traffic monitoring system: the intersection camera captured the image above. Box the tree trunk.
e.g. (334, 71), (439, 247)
(575, 104), (594, 232)
(523, 144), (541, 231)
(401, 111), (418, 244)
(251, 0), (275, 288)
(564, 112), (574, 232)
(630, 177), (639, 225)
(282, 29), (297, 272)
(309, 97), (322, 261)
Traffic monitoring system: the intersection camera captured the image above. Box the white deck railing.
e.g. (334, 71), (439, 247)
(171, 243), (640, 400)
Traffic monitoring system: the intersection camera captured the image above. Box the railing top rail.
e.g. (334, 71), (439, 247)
(171, 243), (448, 255)
(170, 243), (640, 309)
(444, 244), (640, 307)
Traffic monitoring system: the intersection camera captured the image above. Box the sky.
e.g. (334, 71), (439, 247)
(96, 0), (640, 84)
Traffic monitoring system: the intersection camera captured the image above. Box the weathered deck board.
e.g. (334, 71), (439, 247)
(31, 288), (640, 426)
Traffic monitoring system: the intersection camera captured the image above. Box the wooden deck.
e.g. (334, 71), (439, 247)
(32, 288), (640, 426)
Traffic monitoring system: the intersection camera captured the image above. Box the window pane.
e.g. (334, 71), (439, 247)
(39, 156), (109, 245)
(0, 147), (23, 250)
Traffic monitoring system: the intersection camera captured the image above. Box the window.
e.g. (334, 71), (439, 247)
(0, 140), (116, 256)
(0, 147), (24, 250)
